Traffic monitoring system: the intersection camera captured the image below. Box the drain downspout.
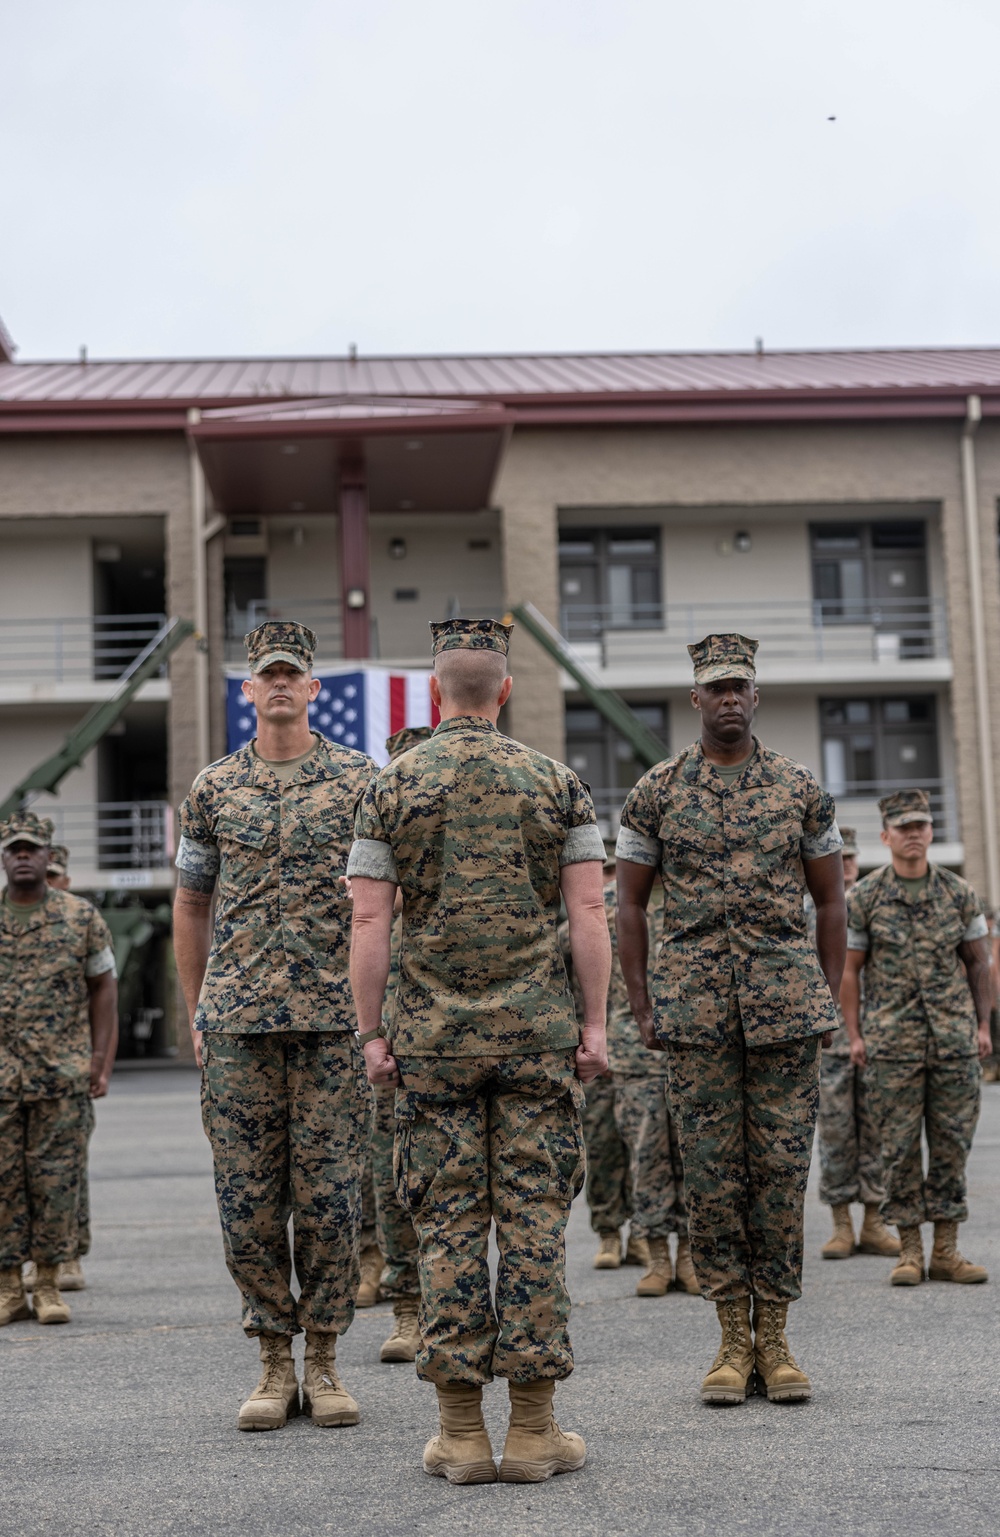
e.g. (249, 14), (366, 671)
(960, 394), (999, 905)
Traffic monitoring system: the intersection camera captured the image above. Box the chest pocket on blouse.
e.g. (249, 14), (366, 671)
(216, 817), (275, 879)
(658, 807), (710, 868)
(757, 819), (800, 870)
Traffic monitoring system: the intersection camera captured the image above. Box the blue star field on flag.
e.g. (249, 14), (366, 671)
(227, 672), (367, 754)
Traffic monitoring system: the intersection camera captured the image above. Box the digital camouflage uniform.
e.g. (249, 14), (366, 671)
(348, 660), (604, 1386)
(558, 907), (631, 1238)
(807, 894), (886, 1209)
(0, 864), (116, 1268)
(847, 863), (986, 1228)
(617, 735), (841, 1302)
(177, 726), (377, 1338)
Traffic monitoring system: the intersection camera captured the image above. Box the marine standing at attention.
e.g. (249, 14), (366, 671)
(616, 634), (846, 1405)
(348, 618), (610, 1485)
(812, 827), (898, 1262)
(0, 813), (118, 1329)
(173, 621), (377, 1432)
(842, 788), (991, 1287)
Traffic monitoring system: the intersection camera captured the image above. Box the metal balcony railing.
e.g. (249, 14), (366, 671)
(0, 615), (169, 682)
(226, 599), (382, 663)
(587, 777), (959, 847)
(38, 802), (174, 870)
(560, 597), (949, 666)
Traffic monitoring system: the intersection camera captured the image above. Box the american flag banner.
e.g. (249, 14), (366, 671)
(226, 667), (438, 766)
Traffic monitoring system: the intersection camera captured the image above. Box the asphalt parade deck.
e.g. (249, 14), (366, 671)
(4, 1068), (999, 1537)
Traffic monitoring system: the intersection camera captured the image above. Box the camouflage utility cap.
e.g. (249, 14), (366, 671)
(688, 632), (759, 684)
(386, 725), (433, 762)
(1, 811), (54, 851)
(879, 788), (932, 827)
(46, 844), (70, 876)
(839, 826), (859, 858)
(430, 618), (513, 657)
(245, 620), (317, 674)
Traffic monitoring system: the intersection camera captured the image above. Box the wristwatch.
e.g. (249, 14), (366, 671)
(356, 1029), (384, 1046)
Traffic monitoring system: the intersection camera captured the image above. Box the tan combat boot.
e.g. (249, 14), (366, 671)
(857, 1204), (900, 1256)
(821, 1204), (855, 1259)
(380, 1296), (421, 1363)
(356, 1243), (383, 1308)
(752, 1300), (811, 1402)
(423, 1384), (497, 1484)
(928, 1220), (988, 1284)
(701, 1298), (755, 1404)
(0, 1267), (31, 1327)
(238, 1332), (299, 1431)
(58, 1258), (87, 1291)
(32, 1263), (71, 1325)
(636, 1236), (672, 1297)
(593, 1231), (621, 1269)
(498, 1380), (586, 1482)
(302, 1332), (360, 1426)
(624, 1232), (650, 1267)
(890, 1226), (925, 1286)
(674, 1236), (700, 1295)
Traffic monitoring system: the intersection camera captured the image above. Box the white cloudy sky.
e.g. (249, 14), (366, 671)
(2, 0), (998, 360)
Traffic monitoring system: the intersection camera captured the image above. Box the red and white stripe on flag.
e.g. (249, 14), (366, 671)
(365, 669), (440, 766)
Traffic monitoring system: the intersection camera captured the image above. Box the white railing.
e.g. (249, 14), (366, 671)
(37, 802), (174, 870)
(226, 599), (380, 663)
(0, 615), (168, 682)
(587, 777), (959, 846)
(560, 597), (949, 666)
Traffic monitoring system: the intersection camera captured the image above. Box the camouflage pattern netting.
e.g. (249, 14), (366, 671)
(665, 988), (821, 1302)
(349, 715), (604, 1056)
(868, 1055), (981, 1227)
(177, 735), (378, 1032)
(0, 890), (115, 1099)
(847, 864), (986, 1059)
(0, 1094), (90, 1266)
(392, 1050), (585, 1386)
(617, 738), (843, 1048)
(200, 1031), (371, 1337)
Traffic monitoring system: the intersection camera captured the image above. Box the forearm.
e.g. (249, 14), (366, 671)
(815, 901), (847, 999)
(88, 978), (118, 1072)
(616, 898), (651, 1019)
(568, 906), (612, 1026)
(172, 890), (214, 1025)
(967, 958), (994, 1025)
(839, 963), (863, 1041)
(350, 913), (393, 1035)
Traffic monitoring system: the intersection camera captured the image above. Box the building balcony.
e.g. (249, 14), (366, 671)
(0, 616), (171, 704)
(589, 776), (962, 870)
(226, 599), (376, 665)
(561, 598), (951, 689)
(38, 801), (175, 891)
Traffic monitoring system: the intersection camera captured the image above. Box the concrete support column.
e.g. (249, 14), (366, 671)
(496, 457), (564, 760)
(339, 458), (371, 659)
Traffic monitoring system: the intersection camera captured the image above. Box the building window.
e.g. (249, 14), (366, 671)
(224, 556), (266, 639)
(565, 703), (669, 816)
(819, 695), (938, 796)
(811, 520), (927, 613)
(559, 527), (661, 639)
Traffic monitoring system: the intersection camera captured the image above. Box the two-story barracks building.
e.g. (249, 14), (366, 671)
(2, 330), (1000, 902)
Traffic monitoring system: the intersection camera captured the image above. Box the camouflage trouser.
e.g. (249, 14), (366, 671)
(867, 1051), (981, 1227)
(372, 1084), (419, 1299)
(665, 990), (820, 1303)
(360, 1150), (377, 1249)
(582, 1073), (631, 1236)
(394, 1051), (585, 1387)
(613, 1074), (687, 1240)
(0, 1093), (89, 1267)
(76, 1097), (96, 1258)
(817, 1051), (885, 1207)
(200, 1031), (371, 1337)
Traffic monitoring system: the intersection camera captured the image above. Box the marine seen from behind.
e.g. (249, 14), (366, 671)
(841, 788), (992, 1287)
(348, 618), (610, 1485)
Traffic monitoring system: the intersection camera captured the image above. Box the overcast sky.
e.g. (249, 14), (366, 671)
(2, 0), (998, 361)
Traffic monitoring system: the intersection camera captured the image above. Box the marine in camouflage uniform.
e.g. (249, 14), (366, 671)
(0, 812), (118, 1328)
(174, 621), (376, 1431)
(617, 633), (846, 1405)
(348, 618), (608, 1483)
(809, 829), (897, 1262)
(843, 788), (992, 1287)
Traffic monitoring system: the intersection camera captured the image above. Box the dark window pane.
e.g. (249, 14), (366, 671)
(812, 525), (862, 550)
(608, 537), (657, 556)
(851, 747), (876, 782)
(871, 521), (925, 550)
(566, 708), (602, 734)
(558, 540), (596, 557)
(845, 701), (872, 724)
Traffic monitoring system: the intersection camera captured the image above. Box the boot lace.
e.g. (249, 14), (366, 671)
(759, 1308), (793, 1366)
(717, 1301), (747, 1366)
(259, 1335), (287, 1393)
